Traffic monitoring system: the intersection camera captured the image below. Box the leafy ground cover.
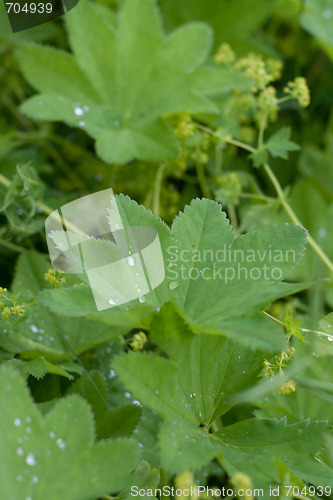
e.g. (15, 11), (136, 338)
(0, 0), (333, 498)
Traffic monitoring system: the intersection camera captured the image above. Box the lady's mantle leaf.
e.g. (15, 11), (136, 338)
(16, 0), (247, 164)
(114, 306), (331, 479)
(41, 196), (308, 351)
(0, 365), (139, 500)
(66, 371), (142, 439)
(216, 418), (332, 490)
(114, 302), (267, 471)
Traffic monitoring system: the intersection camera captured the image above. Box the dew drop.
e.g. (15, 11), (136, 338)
(322, 9), (332, 19)
(108, 369), (116, 379)
(128, 256), (135, 266)
(169, 280), (179, 291)
(328, 336), (333, 342)
(14, 418), (21, 427)
(16, 475), (22, 482)
(49, 431), (55, 439)
(108, 298), (117, 305)
(318, 228), (327, 238)
(56, 438), (66, 449)
(30, 325), (38, 334)
(79, 121), (85, 127)
(25, 453), (36, 466)
(124, 391), (131, 398)
(32, 476), (39, 484)
(138, 296), (146, 303)
(138, 442), (144, 448)
(17, 447), (24, 456)
(74, 107), (84, 116)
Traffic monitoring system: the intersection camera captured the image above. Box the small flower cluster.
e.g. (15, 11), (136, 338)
(211, 46), (310, 144)
(174, 471), (199, 496)
(284, 77), (310, 107)
(129, 331), (147, 351)
(235, 53), (282, 91)
(257, 85), (278, 122)
(0, 287), (25, 320)
(231, 473), (253, 499)
(214, 171), (243, 206)
(278, 380), (297, 394)
(171, 113), (210, 171)
(214, 43), (235, 66)
(176, 113), (195, 140)
(174, 471), (221, 499)
(44, 268), (66, 287)
(263, 346), (295, 377)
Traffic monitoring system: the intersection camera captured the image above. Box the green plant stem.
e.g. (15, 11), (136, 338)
(227, 204), (238, 231)
(224, 137), (256, 154)
(160, 468), (169, 500)
(263, 311), (333, 339)
(277, 96), (293, 104)
(263, 163), (333, 274)
(240, 192), (275, 202)
(16, 334), (65, 356)
(195, 161), (211, 198)
(258, 113), (267, 149)
(209, 129), (333, 274)
(0, 238), (29, 253)
(153, 163), (166, 216)
(0, 173), (11, 188)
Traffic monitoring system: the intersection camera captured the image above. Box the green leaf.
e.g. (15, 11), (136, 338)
(314, 313), (333, 356)
(0, 365), (140, 500)
(266, 127), (300, 160)
(159, 417), (220, 474)
(132, 408), (161, 469)
(114, 302), (269, 471)
(3, 251), (125, 364)
(285, 310), (305, 341)
(216, 418), (332, 490)
(160, 0), (274, 54)
(300, 0), (333, 57)
(288, 179), (333, 281)
(67, 371), (142, 439)
(250, 147), (269, 167)
(16, 0), (247, 164)
(11, 250), (52, 295)
(118, 459), (160, 500)
(166, 199), (307, 350)
(41, 195), (308, 351)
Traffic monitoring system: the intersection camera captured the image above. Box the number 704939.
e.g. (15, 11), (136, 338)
(284, 486), (332, 497)
(6, 2), (52, 13)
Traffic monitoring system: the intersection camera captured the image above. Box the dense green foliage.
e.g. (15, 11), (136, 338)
(1, 0), (333, 498)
